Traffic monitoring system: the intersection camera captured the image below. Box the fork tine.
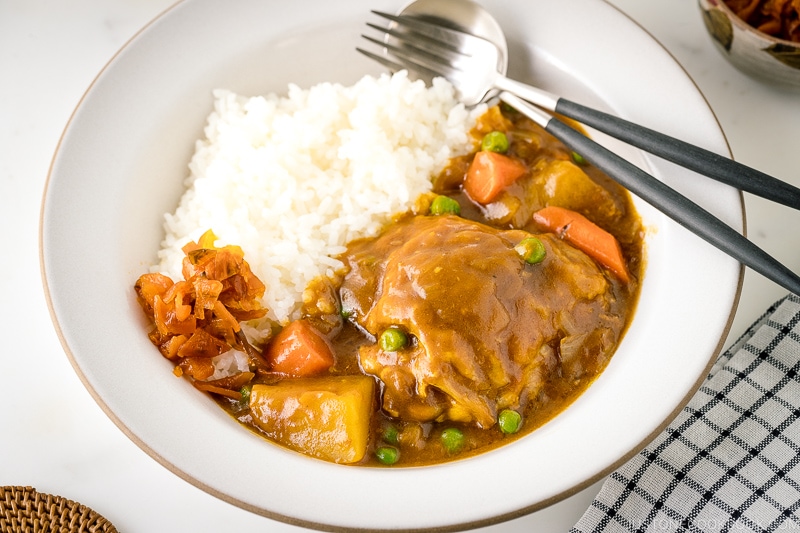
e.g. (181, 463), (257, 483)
(356, 45), (445, 82)
(371, 10), (473, 50)
(365, 22), (464, 56)
(356, 47), (408, 73)
(360, 33), (463, 75)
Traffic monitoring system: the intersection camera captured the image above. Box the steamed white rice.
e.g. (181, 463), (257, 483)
(156, 71), (482, 323)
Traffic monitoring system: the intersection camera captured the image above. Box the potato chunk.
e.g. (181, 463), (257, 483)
(537, 159), (620, 220)
(249, 375), (375, 464)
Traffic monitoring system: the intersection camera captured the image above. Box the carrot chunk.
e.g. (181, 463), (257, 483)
(265, 319), (335, 377)
(533, 206), (630, 283)
(463, 150), (527, 204)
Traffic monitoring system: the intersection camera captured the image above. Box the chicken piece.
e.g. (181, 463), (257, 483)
(339, 215), (621, 428)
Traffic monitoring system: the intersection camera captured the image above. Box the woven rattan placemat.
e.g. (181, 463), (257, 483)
(0, 486), (117, 533)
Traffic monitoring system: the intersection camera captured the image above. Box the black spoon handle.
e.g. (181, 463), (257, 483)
(543, 117), (800, 296)
(555, 98), (800, 210)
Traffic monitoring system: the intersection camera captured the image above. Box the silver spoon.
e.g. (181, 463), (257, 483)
(359, 1), (800, 296)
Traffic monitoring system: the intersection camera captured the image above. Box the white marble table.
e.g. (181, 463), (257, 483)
(2, 1), (798, 531)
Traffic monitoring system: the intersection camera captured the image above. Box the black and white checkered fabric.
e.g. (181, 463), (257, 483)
(573, 294), (800, 533)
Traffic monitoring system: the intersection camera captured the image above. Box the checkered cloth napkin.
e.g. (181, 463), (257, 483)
(572, 293), (800, 533)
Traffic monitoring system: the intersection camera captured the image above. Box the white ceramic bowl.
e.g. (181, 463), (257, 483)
(699, 0), (800, 88)
(41, 0), (743, 530)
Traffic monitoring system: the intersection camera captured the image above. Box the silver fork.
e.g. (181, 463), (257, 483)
(358, 11), (512, 106)
(358, 11), (800, 296)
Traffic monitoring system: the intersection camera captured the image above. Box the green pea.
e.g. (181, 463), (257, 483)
(375, 446), (400, 465)
(379, 328), (408, 352)
(239, 385), (251, 404)
(441, 428), (465, 454)
(498, 409), (523, 434)
(430, 195), (461, 216)
(235, 385), (252, 411)
(571, 151), (586, 165)
(383, 425), (400, 446)
(481, 131), (510, 153)
(514, 237), (546, 264)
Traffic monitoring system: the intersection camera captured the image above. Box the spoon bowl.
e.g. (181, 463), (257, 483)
(397, 0), (506, 64)
(392, 0), (508, 104)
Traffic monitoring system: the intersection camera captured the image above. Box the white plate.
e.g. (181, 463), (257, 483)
(41, 0), (743, 530)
